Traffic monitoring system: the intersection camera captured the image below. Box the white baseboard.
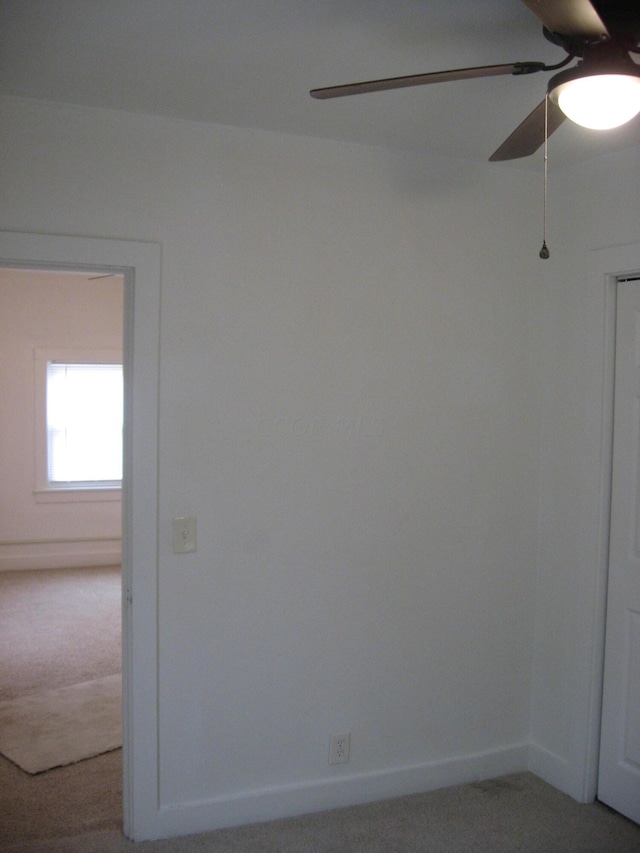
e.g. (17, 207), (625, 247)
(146, 743), (529, 841)
(527, 742), (573, 797)
(0, 539), (121, 571)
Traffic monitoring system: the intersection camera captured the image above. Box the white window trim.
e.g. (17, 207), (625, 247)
(34, 347), (123, 503)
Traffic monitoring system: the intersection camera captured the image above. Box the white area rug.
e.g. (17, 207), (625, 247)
(0, 674), (121, 774)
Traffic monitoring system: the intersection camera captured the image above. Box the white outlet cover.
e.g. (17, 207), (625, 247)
(329, 732), (350, 765)
(172, 515), (197, 553)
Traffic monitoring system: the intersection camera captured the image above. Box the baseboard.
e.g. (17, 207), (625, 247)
(144, 743), (529, 841)
(527, 742), (573, 797)
(0, 539), (121, 571)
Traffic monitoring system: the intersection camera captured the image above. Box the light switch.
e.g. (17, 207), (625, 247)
(172, 516), (197, 553)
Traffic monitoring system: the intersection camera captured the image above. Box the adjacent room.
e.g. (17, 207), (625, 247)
(0, 268), (124, 839)
(0, 0), (639, 848)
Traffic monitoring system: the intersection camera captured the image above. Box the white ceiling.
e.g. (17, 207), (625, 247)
(1, 0), (639, 168)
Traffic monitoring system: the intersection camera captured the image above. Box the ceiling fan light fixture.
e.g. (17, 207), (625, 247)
(549, 66), (640, 130)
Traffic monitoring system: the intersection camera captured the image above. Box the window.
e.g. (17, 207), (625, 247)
(47, 361), (123, 484)
(35, 349), (123, 501)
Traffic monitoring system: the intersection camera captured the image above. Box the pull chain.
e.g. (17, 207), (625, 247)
(539, 94), (550, 259)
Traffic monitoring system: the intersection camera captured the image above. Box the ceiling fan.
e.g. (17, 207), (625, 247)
(310, 0), (640, 161)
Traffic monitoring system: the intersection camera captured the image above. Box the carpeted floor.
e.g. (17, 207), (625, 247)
(0, 566), (122, 848)
(5, 771), (640, 853)
(0, 748), (122, 848)
(0, 566), (122, 702)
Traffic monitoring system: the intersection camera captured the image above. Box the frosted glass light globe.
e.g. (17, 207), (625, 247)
(553, 74), (640, 130)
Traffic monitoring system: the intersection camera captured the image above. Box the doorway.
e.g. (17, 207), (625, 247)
(0, 231), (161, 841)
(0, 266), (124, 841)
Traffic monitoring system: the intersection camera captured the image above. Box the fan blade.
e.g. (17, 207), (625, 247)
(521, 0), (609, 38)
(310, 63), (522, 99)
(489, 98), (565, 161)
(589, 1), (640, 42)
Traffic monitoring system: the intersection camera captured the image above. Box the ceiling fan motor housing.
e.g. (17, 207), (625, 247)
(549, 39), (640, 90)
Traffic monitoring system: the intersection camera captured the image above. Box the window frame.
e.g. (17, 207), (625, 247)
(34, 348), (123, 503)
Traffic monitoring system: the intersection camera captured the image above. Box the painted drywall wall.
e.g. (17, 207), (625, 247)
(0, 96), (544, 836)
(529, 146), (640, 800)
(0, 267), (123, 570)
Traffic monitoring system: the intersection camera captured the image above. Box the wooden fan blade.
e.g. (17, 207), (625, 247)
(521, 0), (609, 38)
(489, 98), (566, 161)
(310, 63), (521, 99)
(589, 1), (640, 42)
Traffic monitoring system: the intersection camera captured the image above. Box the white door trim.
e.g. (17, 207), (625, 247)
(583, 242), (640, 803)
(0, 232), (161, 840)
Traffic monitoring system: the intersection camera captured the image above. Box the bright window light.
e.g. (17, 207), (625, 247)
(47, 362), (123, 484)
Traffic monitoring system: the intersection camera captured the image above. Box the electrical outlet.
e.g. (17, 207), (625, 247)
(329, 732), (351, 765)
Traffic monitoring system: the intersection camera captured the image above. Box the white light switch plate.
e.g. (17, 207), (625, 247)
(172, 516), (197, 553)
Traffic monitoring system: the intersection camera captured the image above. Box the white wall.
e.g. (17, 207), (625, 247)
(529, 146), (640, 800)
(1, 95), (546, 837)
(0, 267), (123, 570)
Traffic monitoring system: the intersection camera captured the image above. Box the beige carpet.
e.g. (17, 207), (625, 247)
(0, 674), (121, 774)
(7, 772), (640, 853)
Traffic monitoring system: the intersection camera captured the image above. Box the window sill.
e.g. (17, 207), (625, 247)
(34, 486), (122, 504)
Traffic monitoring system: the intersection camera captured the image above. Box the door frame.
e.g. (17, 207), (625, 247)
(0, 232), (161, 840)
(583, 242), (640, 803)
